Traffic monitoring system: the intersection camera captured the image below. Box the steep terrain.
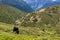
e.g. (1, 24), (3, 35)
(0, 4), (26, 24)
(0, 4), (60, 40)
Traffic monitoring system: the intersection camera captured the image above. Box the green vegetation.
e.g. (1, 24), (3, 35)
(0, 31), (60, 40)
(0, 4), (26, 24)
(0, 22), (60, 40)
(0, 4), (60, 40)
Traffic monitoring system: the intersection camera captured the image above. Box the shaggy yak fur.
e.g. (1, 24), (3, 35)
(13, 26), (19, 34)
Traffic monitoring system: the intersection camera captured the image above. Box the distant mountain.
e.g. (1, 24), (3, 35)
(0, 4), (27, 24)
(19, 5), (60, 27)
(0, 4), (60, 28)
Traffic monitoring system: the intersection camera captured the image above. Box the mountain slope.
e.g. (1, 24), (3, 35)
(0, 4), (27, 24)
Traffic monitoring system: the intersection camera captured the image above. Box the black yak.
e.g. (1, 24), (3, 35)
(13, 26), (19, 34)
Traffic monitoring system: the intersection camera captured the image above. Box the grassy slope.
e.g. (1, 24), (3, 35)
(0, 22), (60, 40)
(0, 4), (27, 24)
(0, 4), (60, 40)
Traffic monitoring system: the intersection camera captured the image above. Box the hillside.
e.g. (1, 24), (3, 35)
(0, 4), (60, 40)
(0, 22), (60, 40)
(0, 4), (27, 24)
(18, 5), (60, 27)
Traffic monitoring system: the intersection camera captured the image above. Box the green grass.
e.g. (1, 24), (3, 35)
(0, 4), (27, 24)
(0, 22), (60, 40)
(0, 31), (60, 40)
